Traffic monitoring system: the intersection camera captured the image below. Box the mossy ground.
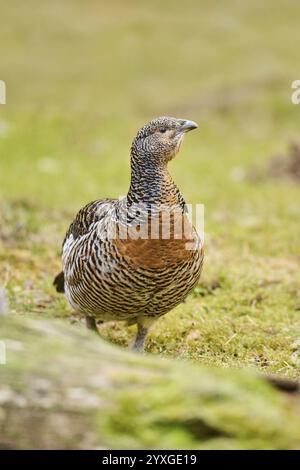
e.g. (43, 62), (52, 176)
(2, 316), (300, 449)
(0, 1), (300, 378)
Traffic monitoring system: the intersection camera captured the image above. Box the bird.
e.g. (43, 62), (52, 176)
(54, 116), (204, 351)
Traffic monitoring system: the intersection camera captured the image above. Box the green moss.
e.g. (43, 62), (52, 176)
(1, 317), (300, 449)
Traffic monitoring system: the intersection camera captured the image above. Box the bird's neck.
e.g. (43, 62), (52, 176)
(127, 153), (184, 209)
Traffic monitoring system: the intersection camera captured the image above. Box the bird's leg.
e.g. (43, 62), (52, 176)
(132, 317), (156, 353)
(85, 316), (100, 335)
(132, 324), (148, 352)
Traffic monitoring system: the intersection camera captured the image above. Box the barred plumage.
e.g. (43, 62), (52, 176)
(54, 117), (204, 351)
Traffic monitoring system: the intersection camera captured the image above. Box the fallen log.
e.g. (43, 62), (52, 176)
(0, 316), (299, 449)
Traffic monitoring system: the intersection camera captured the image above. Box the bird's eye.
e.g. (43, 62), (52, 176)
(158, 128), (167, 134)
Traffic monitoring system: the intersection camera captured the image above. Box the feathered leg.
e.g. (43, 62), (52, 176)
(132, 317), (156, 352)
(86, 316), (100, 335)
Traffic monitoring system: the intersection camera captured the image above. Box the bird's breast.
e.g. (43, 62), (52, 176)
(114, 212), (200, 270)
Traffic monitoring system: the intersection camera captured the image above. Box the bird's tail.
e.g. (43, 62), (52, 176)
(53, 271), (65, 293)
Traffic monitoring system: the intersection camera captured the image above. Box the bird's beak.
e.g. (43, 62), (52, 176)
(180, 120), (198, 133)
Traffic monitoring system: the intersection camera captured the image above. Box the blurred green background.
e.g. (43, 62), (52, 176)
(0, 0), (300, 375)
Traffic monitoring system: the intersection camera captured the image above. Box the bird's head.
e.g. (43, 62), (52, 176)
(131, 116), (198, 164)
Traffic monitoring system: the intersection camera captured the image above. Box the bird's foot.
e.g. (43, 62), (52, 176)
(85, 316), (100, 336)
(131, 318), (156, 353)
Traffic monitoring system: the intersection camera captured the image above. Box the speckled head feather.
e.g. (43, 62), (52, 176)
(131, 116), (198, 164)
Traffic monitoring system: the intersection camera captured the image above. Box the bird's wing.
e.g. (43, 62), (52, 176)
(54, 199), (116, 293)
(62, 198), (116, 246)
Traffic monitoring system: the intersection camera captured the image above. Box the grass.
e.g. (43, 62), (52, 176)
(0, 0), (300, 378)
